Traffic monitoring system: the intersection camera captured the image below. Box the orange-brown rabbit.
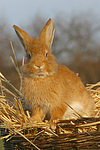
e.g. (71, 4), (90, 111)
(13, 18), (94, 128)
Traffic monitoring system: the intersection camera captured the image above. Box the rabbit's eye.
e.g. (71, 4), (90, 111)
(27, 53), (31, 60)
(45, 52), (48, 58)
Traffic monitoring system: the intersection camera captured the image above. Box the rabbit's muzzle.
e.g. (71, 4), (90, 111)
(34, 63), (45, 74)
(20, 58), (48, 78)
(34, 63), (44, 70)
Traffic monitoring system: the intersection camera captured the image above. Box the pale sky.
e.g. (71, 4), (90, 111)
(0, 0), (100, 27)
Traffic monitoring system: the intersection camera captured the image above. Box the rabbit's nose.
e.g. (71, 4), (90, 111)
(34, 63), (44, 69)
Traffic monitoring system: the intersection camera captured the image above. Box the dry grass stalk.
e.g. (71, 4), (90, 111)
(10, 41), (22, 92)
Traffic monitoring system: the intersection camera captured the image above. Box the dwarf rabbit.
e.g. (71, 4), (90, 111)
(13, 18), (94, 128)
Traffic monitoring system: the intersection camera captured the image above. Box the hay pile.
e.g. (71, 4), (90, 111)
(0, 73), (100, 149)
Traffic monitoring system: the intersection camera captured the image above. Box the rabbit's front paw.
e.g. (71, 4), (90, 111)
(50, 120), (56, 130)
(50, 118), (60, 130)
(29, 115), (43, 123)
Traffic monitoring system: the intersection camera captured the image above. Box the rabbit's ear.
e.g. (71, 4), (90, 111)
(13, 25), (31, 50)
(39, 18), (53, 47)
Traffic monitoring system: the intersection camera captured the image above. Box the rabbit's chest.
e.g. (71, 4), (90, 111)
(22, 77), (62, 106)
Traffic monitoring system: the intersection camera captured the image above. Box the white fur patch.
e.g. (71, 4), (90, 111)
(63, 102), (84, 119)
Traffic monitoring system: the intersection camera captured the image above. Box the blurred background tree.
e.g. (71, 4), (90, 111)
(0, 12), (100, 89)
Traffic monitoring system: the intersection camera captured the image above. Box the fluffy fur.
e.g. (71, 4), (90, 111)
(13, 19), (94, 128)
